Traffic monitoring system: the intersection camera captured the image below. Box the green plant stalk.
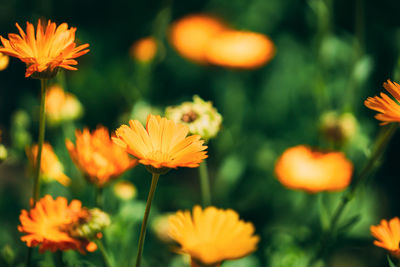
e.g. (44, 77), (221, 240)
(135, 172), (160, 267)
(199, 160), (211, 207)
(32, 79), (48, 207)
(95, 239), (113, 267)
(54, 251), (66, 267)
(96, 186), (104, 209)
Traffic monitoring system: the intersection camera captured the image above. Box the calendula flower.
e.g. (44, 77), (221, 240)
(370, 217), (400, 258)
(66, 126), (137, 187)
(113, 114), (208, 173)
(45, 84), (83, 125)
(275, 145), (353, 193)
(205, 30), (275, 69)
(113, 180), (137, 200)
(0, 52), (9, 71)
(168, 206), (260, 267)
(26, 143), (71, 186)
(320, 111), (358, 144)
(0, 19), (89, 78)
(165, 95), (222, 141)
(365, 80), (400, 124)
(69, 208), (110, 240)
(130, 37), (157, 63)
(169, 14), (227, 64)
(18, 195), (97, 253)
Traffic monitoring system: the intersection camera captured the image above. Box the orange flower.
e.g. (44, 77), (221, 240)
(18, 195), (96, 253)
(113, 114), (208, 173)
(26, 143), (71, 186)
(168, 206), (259, 266)
(0, 19), (89, 78)
(370, 217), (400, 258)
(205, 30), (275, 69)
(275, 145), (353, 193)
(66, 126), (137, 187)
(169, 14), (227, 64)
(130, 37), (157, 62)
(365, 80), (400, 124)
(0, 52), (9, 71)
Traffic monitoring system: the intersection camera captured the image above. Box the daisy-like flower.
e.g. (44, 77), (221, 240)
(113, 114), (208, 174)
(205, 30), (275, 69)
(370, 217), (400, 258)
(365, 80), (400, 124)
(130, 37), (157, 63)
(0, 19), (89, 78)
(26, 143), (71, 186)
(168, 205), (260, 267)
(18, 195), (97, 253)
(66, 126), (137, 187)
(275, 145), (353, 193)
(165, 95), (222, 141)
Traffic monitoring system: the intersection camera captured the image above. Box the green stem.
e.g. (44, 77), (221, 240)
(54, 251), (66, 267)
(199, 160), (211, 207)
(96, 187), (104, 209)
(135, 172), (160, 267)
(26, 247), (32, 267)
(32, 79), (47, 207)
(95, 239), (113, 267)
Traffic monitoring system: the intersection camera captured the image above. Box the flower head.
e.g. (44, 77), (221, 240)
(113, 180), (137, 200)
(371, 217), (400, 258)
(113, 115), (208, 173)
(18, 195), (97, 253)
(320, 111), (358, 145)
(169, 14), (227, 64)
(275, 145), (353, 193)
(205, 30), (275, 69)
(0, 19), (89, 78)
(165, 95), (222, 141)
(365, 80), (400, 125)
(66, 126), (137, 187)
(168, 205), (259, 266)
(130, 37), (157, 63)
(46, 84), (83, 125)
(26, 143), (71, 186)
(0, 52), (9, 71)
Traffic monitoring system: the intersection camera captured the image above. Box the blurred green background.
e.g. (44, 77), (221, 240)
(1, 0), (400, 266)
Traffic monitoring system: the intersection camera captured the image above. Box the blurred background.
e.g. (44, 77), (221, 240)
(1, 0), (400, 266)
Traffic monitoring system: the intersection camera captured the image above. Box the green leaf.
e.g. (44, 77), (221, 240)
(387, 255), (396, 267)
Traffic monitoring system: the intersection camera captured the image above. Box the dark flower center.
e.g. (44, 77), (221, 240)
(181, 110), (198, 123)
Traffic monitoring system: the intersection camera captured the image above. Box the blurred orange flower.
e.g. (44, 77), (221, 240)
(169, 14), (227, 64)
(18, 195), (96, 253)
(26, 143), (71, 186)
(370, 217), (400, 258)
(113, 114), (208, 173)
(130, 37), (157, 63)
(168, 205), (259, 266)
(205, 30), (275, 69)
(66, 126), (137, 187)
(275, 145), (353, 193)
(0, 19), (89, 78)
(365, 80), (400, 125)
(0, 52), (9, 71)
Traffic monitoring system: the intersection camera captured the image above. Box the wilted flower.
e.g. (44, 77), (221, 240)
(18, 195), (97, 253)
(45, 84), (83, 125)
(0, 52), (9, 71)
(320, 111), (358, 144)
(66, 126), (137, 187)
(113, 180), (137, 200)
(26, 143), (71, 186)
(165, 95), (222, 141)
(69, 208), (110, 240)
(205, 30), (275, 69)
(113, 114), (208, 174)
(168, 205), (259, 267)
(0, 19), (89, 78)
(130, 37), (157, 63)
(275, 145), (353, 193)
(169, 14), (227, 64)
(365, 80), (400, 124)
(370, 217), (400, 258)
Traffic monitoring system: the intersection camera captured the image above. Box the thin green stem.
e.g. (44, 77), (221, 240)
(199, 160), (211, 207)
(54, 251), (66, 267)
(32, 79), (47, 207)
(96, 187), (104, 209)
(95, 239), (113, 267)
(26, 247), (33, 267)
(135, 172), (160, 267)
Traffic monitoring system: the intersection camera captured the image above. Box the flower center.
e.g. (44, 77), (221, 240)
(181, 110), (198, 123)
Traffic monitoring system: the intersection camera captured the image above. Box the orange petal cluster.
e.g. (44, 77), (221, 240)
(365, 80), (400, 124)
(18, 195), (96, 253)
(66, 126), (137, 187)
(168, 205), (259, 266)
(26, 143), (71, 186)
(370, 217), (400, 258)
(130, 37), (157, 63)
(113, 114), (208, 171)
(0, 19), (89, 78)
(275, 145), (353, 193)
